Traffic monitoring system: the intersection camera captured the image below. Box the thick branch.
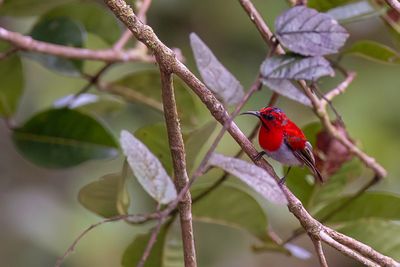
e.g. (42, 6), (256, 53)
(103, 0), (397, 266)
(0, 27), (154, 62)
(159, 69), (197, 267)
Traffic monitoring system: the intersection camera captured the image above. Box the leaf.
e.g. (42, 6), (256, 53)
(184, 121), (216, 172)
(78, 172), (130, 218)
(208, 153), (287, 204)
(120, 130), (177, 204)
(336, 219), (400, 260)
(27, 17), (85, 76)
(0, 0), (74, 16)
(261, 78), (312, 106)
(114, 70), (199, 127)
(260, 55), (334, 105)
(41, 2), (121, 44)
(190, 33), (244, 105)
(122, 226), (168, 267)
(12, 108), (118, 168)
(275, 6), (349, 56)
(192, 184), (276, 242)
(134, 123), (173, 175)
(260, 55), (334, 80)
(327, 1), (382, 23)
(311, 159), (361, 208)
(0, 47), (24, 117)
(343, 40), (400, 64)
(308, 0), (354, 12)
(315, 192), (400, 223)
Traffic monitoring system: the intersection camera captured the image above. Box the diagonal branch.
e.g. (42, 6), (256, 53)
(103, 0), (398, 266)
(159, 69), (197, 267)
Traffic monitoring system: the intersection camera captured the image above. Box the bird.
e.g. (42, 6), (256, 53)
(241, 106), (323, 184)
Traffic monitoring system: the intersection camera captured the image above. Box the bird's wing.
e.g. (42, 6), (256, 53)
(290, 141), (324, 183)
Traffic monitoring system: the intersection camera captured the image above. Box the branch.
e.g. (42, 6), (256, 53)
(310, 237), (329, 267)
(322, 72), (356, 108)
(159, 69), (197, 267)
(103, 0), (397, 266)
(136, 204), (165, 267)
(385, 0), (400, 13)
(0, 27), (154, 62)
(319, 231), (379, 267)
(55, 212), (162, 267)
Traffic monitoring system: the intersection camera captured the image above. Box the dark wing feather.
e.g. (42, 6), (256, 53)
(291, 141), (324, 183)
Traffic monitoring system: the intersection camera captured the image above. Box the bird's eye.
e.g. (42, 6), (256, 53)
(263, 114), (274, 121)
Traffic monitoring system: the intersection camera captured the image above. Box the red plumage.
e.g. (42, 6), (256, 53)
(243, 106), (323, 183)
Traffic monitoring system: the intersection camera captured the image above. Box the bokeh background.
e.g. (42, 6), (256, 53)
(1, 0), (400, 266)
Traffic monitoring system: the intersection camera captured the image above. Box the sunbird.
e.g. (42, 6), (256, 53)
(242, 106), (323, 184)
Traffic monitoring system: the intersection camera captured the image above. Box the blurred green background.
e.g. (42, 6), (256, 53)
(1, 0), (400, 266)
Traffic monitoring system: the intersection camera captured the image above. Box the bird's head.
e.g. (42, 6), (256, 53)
(241, 106), (287, 129)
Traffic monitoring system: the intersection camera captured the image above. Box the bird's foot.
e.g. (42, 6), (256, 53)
(253, 151), (266, 161)
(278, 176), (286, 185)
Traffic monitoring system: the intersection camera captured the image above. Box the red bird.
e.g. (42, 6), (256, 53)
(242, 106), (323, 184)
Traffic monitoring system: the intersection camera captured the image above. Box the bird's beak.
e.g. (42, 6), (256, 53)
(240, 111), (260, 118)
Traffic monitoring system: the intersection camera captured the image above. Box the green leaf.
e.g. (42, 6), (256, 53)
(27, 17), (86, 76)
(78, 172), (130, 218)
(310, 159), (362, 208)
(308, 0), (355, 12)
(184, 121), (216, 172)
(192, 184), (277, 243)
(336, 219), (400, 260)
(134, 123), (173, 174)
(12, 108), (118, 168)
(120, 130), (177, 204)
(114, 70), (200, 127)
(343, 40), (400, 64)
(41, 2), (121, 44)
(0, 0), (75, 16)
(0, 46), (24, 117)
(315, 192), (400, 223)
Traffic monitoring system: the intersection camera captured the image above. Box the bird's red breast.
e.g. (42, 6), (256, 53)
(257, 107), (307, 152)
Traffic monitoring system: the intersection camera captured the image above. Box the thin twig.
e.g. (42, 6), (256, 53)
(137, 204), (164, 267)
(310, 237), (329, 267)
(159, 69), (197, 267)
(55, 213), (161, 267)
(322, 72), (356, 108)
